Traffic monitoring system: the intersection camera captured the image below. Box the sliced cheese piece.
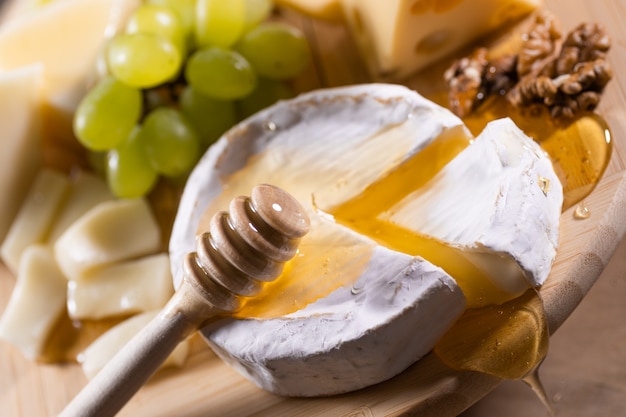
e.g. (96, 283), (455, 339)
(54, 198), (161, 281)
(67, 254), (173, 320)
(339, 0), (541, 79)
(1, 168), (70, 274)
(0, 245), (67, 360)
(170, 84), (469, 396)
(79, 310), (189, 380)
(48, 171), (114, 243)
(385, 118), (562, 295)
(0, 64), (44, 241)
(0, 0), (140, 114)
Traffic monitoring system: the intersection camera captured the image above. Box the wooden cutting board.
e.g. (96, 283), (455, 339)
(2, 0), (626, 416)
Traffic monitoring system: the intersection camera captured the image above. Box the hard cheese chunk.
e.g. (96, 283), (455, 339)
(0, 245), (67, 360)
(55, 199), (161, 281)
(340, 0), (541, 78)
(386, 118), (562, 296)
(0, 65), (44, 242)
(67, 254), (173, 320)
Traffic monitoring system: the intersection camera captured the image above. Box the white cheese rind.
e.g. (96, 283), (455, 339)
(387, 118), (563, 288)
(170, 84), (467, 397)
(205, 246), (464, 397)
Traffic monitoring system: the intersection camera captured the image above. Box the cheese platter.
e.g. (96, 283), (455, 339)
(1, 0), (626, 416)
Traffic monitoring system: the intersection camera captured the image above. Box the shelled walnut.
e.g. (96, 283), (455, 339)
(445, 12), (612, 119)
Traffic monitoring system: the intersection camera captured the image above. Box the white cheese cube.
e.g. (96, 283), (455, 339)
(48, 172), (114, 243)
(67, 254), (173, 320)
(79, 310), (189, 380)
(0, 64), (44, 241)
(54, 199), (161, 281)
(340, 0), (542, 79)
(0, 245), (67, 360)
(1, 168), (70, 274)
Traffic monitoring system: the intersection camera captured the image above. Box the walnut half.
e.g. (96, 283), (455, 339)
(445, 12), (613, 120)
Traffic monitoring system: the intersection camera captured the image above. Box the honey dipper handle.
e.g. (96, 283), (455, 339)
(58, 279), (218, 417)
(58, 184), (309, 417)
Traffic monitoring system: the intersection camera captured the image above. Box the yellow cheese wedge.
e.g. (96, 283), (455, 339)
(340, 0), (542, 78)
(0, 64), (44, 241)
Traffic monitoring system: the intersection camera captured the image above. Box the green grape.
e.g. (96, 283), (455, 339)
(125, 4), (187, 56)
(146, 0), (195, 41)
(107, 33), (181, 88)
(179, 86), (236, 150)
(195, 0), (245, 48)
(185, 47), (257, 100)
(237, 77), (293, 119)
(106, 128), (158, 198)
(243, 0), (274, 31)
(139, 107), (200, 178)
(236, 22), (311, 80)
(73, 77), (142, 151)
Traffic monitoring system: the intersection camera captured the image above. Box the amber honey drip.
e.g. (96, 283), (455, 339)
(434, 289), (549, 380)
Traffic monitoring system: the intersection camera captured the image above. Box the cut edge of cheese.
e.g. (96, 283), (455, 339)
(388, 117), (563, 290)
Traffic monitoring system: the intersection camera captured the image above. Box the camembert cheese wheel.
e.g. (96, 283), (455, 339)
(169, 84), (562, 396)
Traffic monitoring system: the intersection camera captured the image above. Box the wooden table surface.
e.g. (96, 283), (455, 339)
(2, 0), (626, 416)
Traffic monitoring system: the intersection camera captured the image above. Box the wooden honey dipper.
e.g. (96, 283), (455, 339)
(59, 184), (310, 417)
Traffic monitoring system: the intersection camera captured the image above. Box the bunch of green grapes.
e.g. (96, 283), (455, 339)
(73, 0), (311, 198)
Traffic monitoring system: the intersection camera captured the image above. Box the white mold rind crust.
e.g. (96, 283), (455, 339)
(169, 84), (467, 397)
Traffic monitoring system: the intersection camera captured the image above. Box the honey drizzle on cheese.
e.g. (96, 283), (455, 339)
(327, 125), (521, 308)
